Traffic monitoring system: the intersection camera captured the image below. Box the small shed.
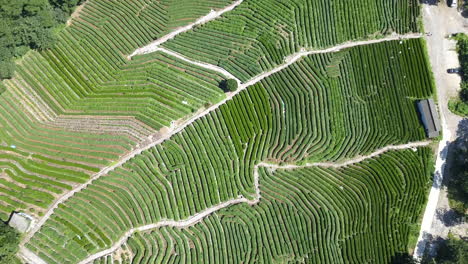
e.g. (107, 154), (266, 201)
(8, 212), (34, 233)
(417, 99), (441, 138)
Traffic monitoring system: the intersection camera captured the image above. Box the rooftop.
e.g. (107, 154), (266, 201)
(417, 99), (441, 138)
(8, 212), (34, 233)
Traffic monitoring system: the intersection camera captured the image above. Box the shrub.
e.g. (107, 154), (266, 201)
(434, 235), (468, 264)
(220, 79), (238, 92)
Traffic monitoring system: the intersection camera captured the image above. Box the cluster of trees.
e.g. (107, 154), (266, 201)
(450, 34), (468, 115)
(0, 0), (84, 80)
(446, 122), (468, 216)
(433, 235), (468, 264)
(0, 222), (19, 264)
(456, 34), (468, 101)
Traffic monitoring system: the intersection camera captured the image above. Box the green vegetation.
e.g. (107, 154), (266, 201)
(449, 33), (468, 116)
(220, 78), (238, 92)
(434, 235), (468, 264)
(105, 148), (433, 264)
(446, 135), (468, 216)
(1, 0), (437, 263)
(0, 0), (84, 79)
(0, 222), (19, 264)
(0, 0), (233, 221)
(0, 0), (426, 222)
(26, 39), (435, 263)
(164, 0), (421, 81)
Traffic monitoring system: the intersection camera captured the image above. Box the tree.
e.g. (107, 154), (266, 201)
(220, 79), (238, 92)
(460, 85), (468, 103)
(390, 253), (417, 264)
(0, 222), (19, 264)
(452, 34), (468, 114)
(434, 236), (468, 264)
(446, 131), (468, 216)
(0, 0), (84, 81)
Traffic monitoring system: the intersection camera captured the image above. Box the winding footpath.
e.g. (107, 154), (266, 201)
(129, 0), (244, 57)
(148, 47), (241, 86)
(79, 140), (430, 264)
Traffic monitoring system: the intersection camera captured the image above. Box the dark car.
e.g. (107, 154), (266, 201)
(447, 68), (460, 74)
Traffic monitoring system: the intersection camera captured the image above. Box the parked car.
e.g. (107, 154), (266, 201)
(447, 68), (460, 74)
(449, 0), (457, 8)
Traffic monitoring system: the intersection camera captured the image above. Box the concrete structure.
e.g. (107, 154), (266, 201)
(8, 212), (34, 233)
(417, 99), (441, 138)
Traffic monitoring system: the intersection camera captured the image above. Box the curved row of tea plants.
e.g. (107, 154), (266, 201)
(26, 39), (434, 263)
(101, 148), (433, 264)
(164, 0), (421, 81)
(0, 0), (233, 221)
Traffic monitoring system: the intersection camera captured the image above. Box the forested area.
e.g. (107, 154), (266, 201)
(0, 222), (19, 264)
(446, 126), (468, 217)
(449, 33), (468, 115)
(0, 0), (83, 80)
(433, 235), (468, 264)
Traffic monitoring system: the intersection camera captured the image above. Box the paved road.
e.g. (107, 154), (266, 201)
(413, 2), (467, 260)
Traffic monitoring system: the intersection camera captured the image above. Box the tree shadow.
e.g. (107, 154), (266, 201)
(420, 0), (440, 5)
(439, 118), (468, 211)
(435, 208), (466, 226)
(390, 252), (417, 264)
(442, 118), (468, 185)
(462, 9), (468, 18)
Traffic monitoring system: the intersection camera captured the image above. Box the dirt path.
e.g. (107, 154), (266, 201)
(413, 3), (467, 260)
(150, 47), (241, 85)
(129, 0), (244, 57)
(259, 141), (431, 169)
(78, 140), (429, 264)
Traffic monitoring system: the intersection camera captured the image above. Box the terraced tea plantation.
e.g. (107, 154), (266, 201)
(108, 148), (433, 264)
(26, 38), (434, 264)
(164, 0), (421, 81)
(0, 0), (439, 263)
(0, 0), (232, 221)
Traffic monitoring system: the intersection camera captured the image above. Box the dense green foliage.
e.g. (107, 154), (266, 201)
(449, 33), (468, 116)
(0, 222), (19, 264)
(165, 0), (421, 81)
(434, 236), (468, 264)
(27, 39), (435, 263)
(0, 0), (84, 79)
(220, 78), (238, 92)
(95, 148), (432, 264)
(446, 134), (468, 216)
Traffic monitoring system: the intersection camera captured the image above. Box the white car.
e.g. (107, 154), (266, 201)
(449, 0), (458, 8)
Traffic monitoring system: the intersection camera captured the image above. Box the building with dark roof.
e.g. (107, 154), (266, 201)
(417, 99), (441, 138)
